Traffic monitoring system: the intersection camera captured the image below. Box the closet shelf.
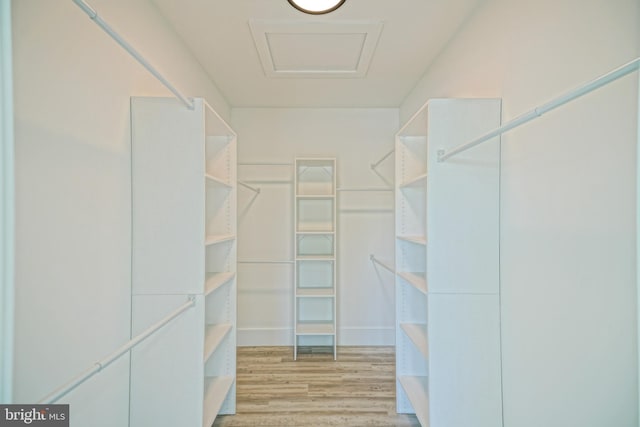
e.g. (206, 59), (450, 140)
(296, 194), (336, 199)
(205, 234), (235, 246)
(296, 231), (335, 235)
(397, 272), (427, 295)
(397, 235), (427, 245)
(205, 173), (232, 188)
(294, 157), (337, 360)
(203, 323), (232, 363)
(296, 227), (335, 233)
(295, 255), (334, 261)
(400, 173), (428, 188)
(202, 375), (234, 427)
(296, 288), (335, 297)
(295, 322), (335, 335)
(400, 323), (429, 359)
(398, 376), (429, 427)
(205, 272), (236, 297)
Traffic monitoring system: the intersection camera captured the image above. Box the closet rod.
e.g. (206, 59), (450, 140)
(370, 149), (394, 170)
(336, 187), (393, 191)
(238, 260), (294, 264)
(439, 57), (640, 162)
(370, 254), (395, 274)
(72, 0), (194, 110)
(238, 180), (261, 194)
(38, 296), (195, 404)
(238, 162), (293, 166)
(337, 187), (393, 192)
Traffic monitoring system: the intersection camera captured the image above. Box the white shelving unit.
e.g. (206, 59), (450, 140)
(395, 99), (503, 427)
(293, 158), (337, 360)
(129, 97), (236, 427)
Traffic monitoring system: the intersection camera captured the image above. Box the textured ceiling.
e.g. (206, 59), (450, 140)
(150, 0), (483, 108)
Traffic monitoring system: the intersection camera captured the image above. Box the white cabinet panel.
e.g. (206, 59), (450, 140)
(428, 294), (503, 427)
(130, 295), (204, 427)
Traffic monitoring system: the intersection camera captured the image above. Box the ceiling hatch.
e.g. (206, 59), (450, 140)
(249, 20), (384, 78)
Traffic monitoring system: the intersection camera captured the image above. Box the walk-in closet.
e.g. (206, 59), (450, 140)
(1, 0), (639, 426)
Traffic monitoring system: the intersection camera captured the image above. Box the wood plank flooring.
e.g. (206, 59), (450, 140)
(212, 346), (420, 427)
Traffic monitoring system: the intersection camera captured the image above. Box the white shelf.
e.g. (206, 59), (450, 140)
(296, 226), (334, 233)
(203, 323), (232, 364)
(397, 235), (427, 245)
(400, 173), (428, 188)
(296, 288), (335, 297)
(296, 322), (335, 335)
(398, 376), (429, 427)
(295, 255), (334, 261)
(130, 98), (236, 426)
(296, 231), (335, 235)
(205, 272), (235, 296)
(294, 157), (336, 360)
(296, 194), (335, 199)
(205, 173), (232, 188)
(395, 99), (504, 426)
(397, 271), (427, 294)
(400, 323), (429, 359)
(202, 375), (234, 427)
(205, 234), (235, 246)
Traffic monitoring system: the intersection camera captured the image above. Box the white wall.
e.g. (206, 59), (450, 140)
(400, 0), (639, 426)
(1, 0), (15, 405)
(232, 108), (398, 346)
(12, 0), (228, 424)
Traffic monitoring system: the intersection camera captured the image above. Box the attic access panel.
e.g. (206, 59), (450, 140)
(249, 20), (383, 78)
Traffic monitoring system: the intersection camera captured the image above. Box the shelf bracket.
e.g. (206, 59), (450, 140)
(370, 149), (394, 171)
(369, 254), (396, 274)
(238, 180), (260, 194)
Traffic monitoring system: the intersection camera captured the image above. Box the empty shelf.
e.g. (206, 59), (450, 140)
(397, 272), (427, 294)
(296, 231), (335, 235)
(296, 227), (335, 233)
(205, 272), (235, 296)
(204, 323), (232, 363)
(400, 173), (428, 188)
(296, 288), (335, 297)
(203, 375), (234, 427)
(205, 173), (232, 188)
(398, 376), (429, 427)
(296, 194), (336, 199)
(205, 234), (235, 246)
(296, 323), (335, 335)
(400, 323), (428, 359)
(397, 235), (427, 245)
(296, 255), (335, 261)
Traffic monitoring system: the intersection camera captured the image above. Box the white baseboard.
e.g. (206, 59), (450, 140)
(237, 326), (394, 347)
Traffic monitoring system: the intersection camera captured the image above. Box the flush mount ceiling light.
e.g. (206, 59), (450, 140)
(287, 0), (346, 15)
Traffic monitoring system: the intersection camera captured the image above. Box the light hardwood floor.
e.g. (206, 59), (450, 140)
(212, 346), (420, 427)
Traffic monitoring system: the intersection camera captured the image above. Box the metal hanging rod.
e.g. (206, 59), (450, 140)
(238, 180), (260, 194)
(369, 254), (395, 274)
(238, 162), (293, 166)
(370, 149), (394, 170)
(38, 296), (195, 404)
(238, 260), (294, 264)
(72, 0), (194, 110)
(438, 57), (640, 162)
(237, 180), (293, 184)
(337, 187), (393, 192)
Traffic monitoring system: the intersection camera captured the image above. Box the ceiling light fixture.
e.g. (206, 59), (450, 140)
(287, 0), (346, 15)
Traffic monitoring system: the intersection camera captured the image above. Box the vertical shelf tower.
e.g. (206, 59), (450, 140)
(395, 99), (503, 427)
(293, 158), (337, 360)
(130, 97), (237, 427)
